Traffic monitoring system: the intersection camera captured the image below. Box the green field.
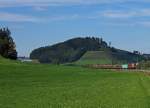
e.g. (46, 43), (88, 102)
(1, 59), (150, 108)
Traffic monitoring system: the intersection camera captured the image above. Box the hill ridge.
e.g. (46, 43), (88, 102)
(30, 37), (145, 64)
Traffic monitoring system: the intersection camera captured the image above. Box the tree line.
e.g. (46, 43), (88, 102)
(0, 28), (17, 59)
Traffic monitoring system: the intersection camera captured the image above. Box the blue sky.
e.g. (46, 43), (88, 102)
(0, 0), (150, 56)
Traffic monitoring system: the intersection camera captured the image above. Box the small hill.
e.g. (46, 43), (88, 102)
(30, 37), (145, 64)
(30, 37), (107, 64)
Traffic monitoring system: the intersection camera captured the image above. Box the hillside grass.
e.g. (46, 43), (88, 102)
(75, 51), (113, 65)
(0, 58), (150, 107)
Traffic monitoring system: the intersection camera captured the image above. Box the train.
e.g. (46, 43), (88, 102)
(87, 63), (138, 69)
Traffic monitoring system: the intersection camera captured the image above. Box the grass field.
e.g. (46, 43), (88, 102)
(0, 58), (150, 108)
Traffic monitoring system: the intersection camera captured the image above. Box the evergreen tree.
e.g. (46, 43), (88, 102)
(0, 27), (17, 59)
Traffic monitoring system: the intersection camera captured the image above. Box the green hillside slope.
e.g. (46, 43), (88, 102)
(0, 56), (14, 64)
(75, 49), (144, 65)
(75, 51), (112, 65)
(0, 56), (35, 66)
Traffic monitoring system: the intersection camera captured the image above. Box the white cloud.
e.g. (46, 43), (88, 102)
(101, 9), (150, 18)
(0, 0), (149, 7)
(49, 14), (80, 21)
(0, 12), (40, 22)
(102, 11), (136, 18)
(137, 21), (150, 27)
(33, 6), (48, 11)
(0, 11), (84, 23)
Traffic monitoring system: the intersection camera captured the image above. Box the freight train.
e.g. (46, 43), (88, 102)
(87, 63), (138, 69)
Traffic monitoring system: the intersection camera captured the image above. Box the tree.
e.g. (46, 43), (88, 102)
(0, 27), (17, 59)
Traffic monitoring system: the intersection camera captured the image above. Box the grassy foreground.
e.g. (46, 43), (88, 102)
(0, 59), (150, 108)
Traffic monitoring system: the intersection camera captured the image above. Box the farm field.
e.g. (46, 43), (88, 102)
(0, 59), (150, 108)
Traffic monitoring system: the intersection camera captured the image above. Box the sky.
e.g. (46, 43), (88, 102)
(0, 0), (150, 57)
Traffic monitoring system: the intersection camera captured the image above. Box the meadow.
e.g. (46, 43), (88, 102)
(0, 59), (150, 108)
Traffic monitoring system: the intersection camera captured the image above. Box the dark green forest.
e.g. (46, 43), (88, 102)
(0, 28), (17, 59)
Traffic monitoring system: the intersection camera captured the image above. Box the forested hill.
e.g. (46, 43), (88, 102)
(30, 37), (108, 64)
(30, 37), (146, 64)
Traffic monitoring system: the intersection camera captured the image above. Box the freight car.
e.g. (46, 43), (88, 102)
(128, 63), (137, 69)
